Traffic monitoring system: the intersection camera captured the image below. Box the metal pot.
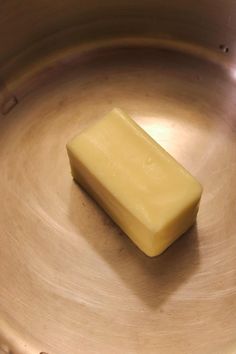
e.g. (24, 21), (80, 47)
(0, 1), (236, 353)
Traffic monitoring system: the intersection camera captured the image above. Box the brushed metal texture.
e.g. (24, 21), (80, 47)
(0, 2), (236, 353)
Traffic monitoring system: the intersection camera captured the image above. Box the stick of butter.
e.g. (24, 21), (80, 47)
(67, 108), (202, 257)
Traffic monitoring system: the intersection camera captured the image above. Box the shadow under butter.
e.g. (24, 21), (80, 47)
(69, 180), (200, 309)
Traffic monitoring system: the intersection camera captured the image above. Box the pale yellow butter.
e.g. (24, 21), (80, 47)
(67, 108), (202, 257)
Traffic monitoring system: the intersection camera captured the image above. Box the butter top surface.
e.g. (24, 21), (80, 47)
(67, 108), (202, 232)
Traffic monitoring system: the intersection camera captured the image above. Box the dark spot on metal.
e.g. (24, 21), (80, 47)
(219, 44), (229, 53)
(1, 96), (18, 115)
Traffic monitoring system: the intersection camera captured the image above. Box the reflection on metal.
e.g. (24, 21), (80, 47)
(0, 344), (11, 354)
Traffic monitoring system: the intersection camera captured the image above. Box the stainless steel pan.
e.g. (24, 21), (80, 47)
(0, 1), (236, 353)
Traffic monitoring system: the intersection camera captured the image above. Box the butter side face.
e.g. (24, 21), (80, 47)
(67, 108), (202, 257)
